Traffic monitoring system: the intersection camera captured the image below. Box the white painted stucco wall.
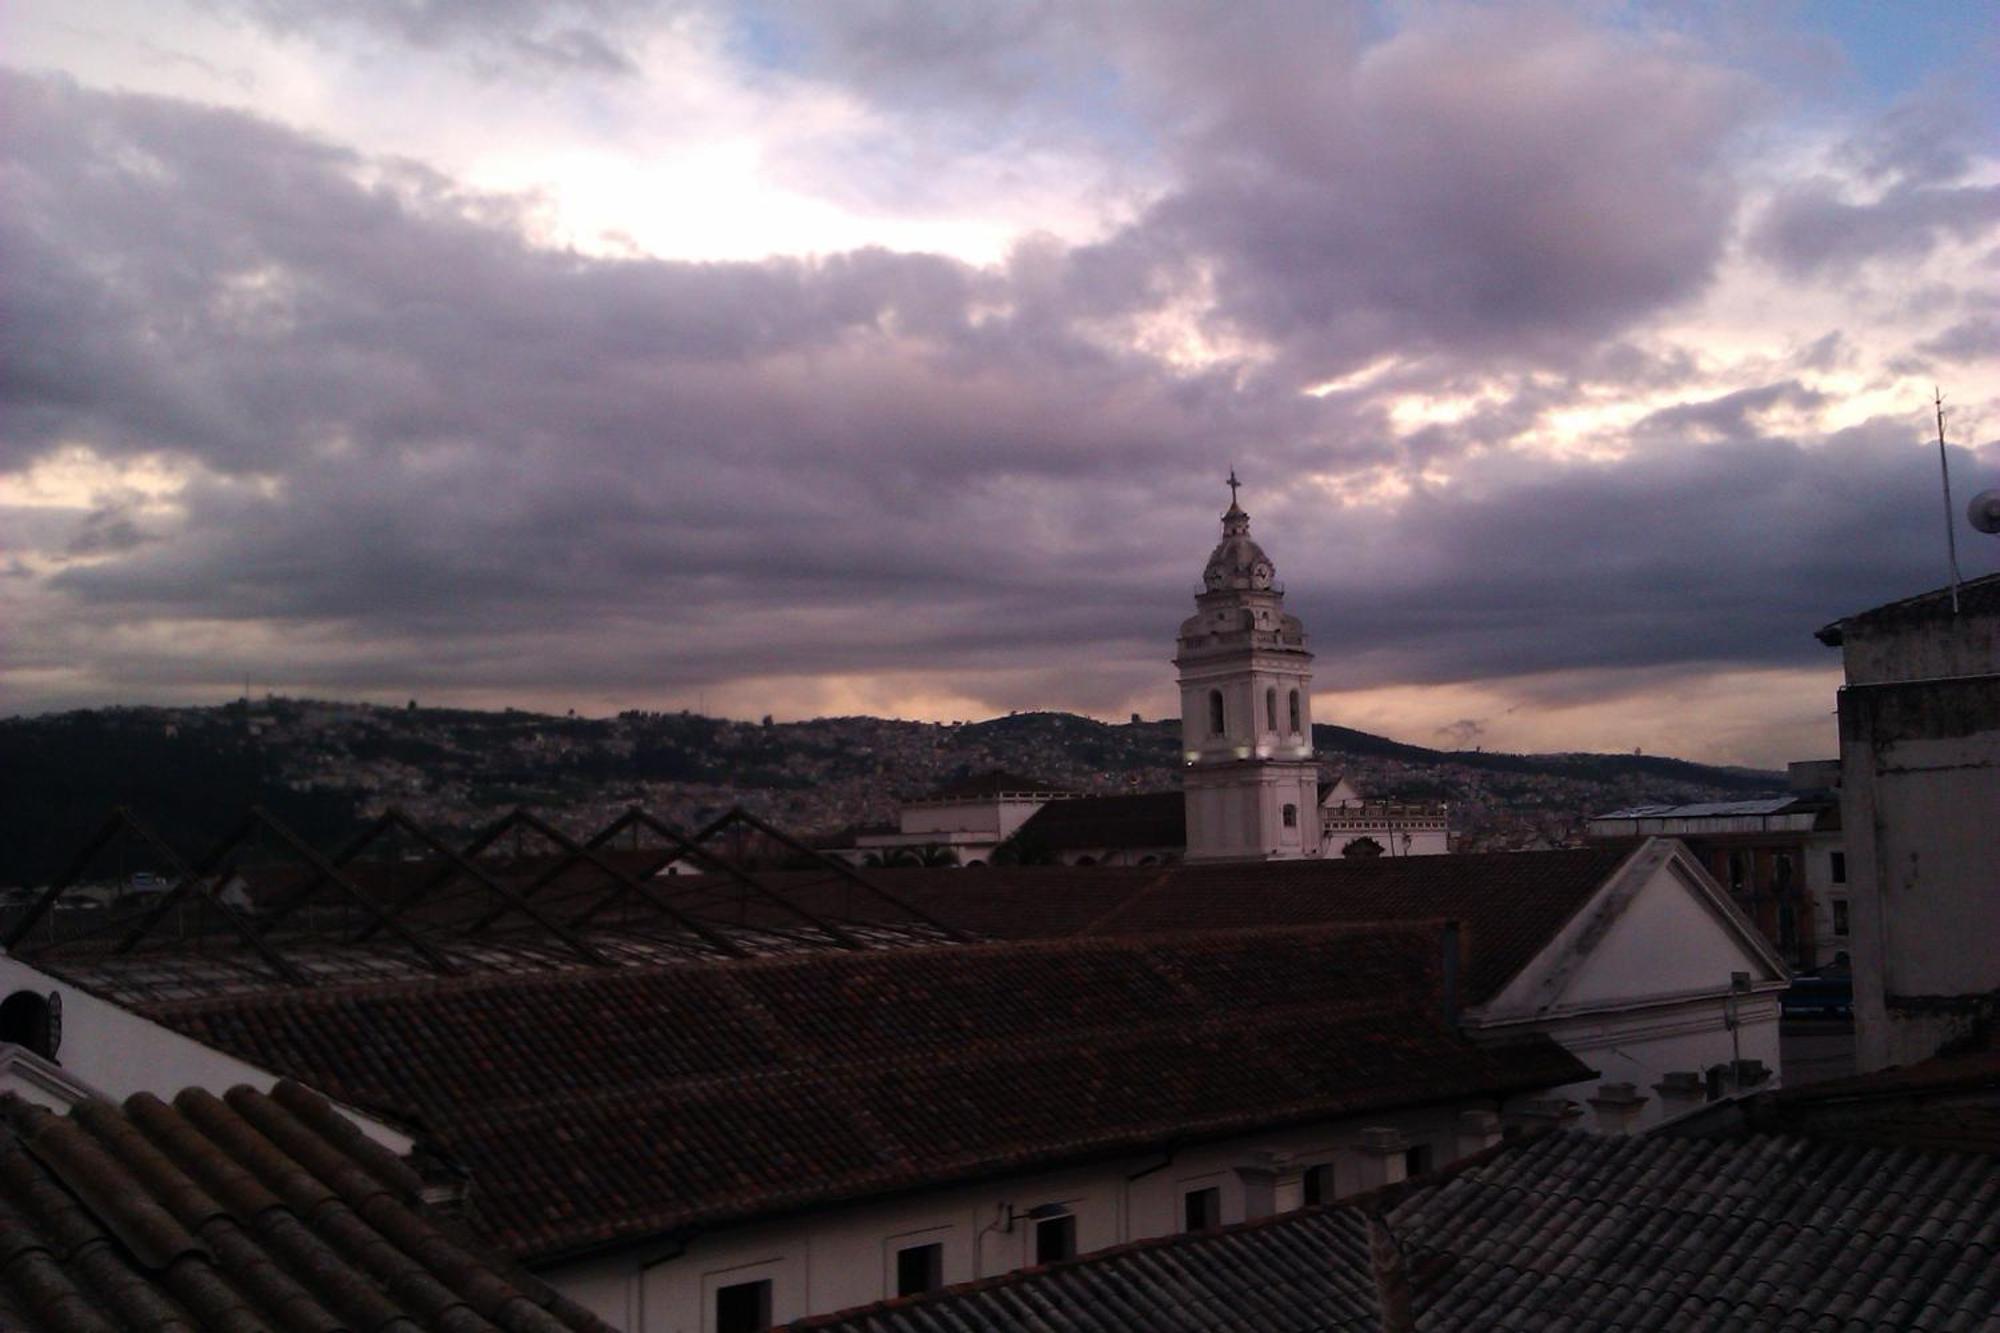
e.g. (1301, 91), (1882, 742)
(0, 952), (414, 1153)
(544, 1101), (1514, 1332)
(1465, 839), (1789, 1133)
(1828, 601), (2000, 1072)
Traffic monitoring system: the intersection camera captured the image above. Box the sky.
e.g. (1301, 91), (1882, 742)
(2, 1), (1996, 769)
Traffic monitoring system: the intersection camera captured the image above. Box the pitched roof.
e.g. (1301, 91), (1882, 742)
(143, 927), (1589, 1265)
(1816, 569), (2000, 644)
(1011, 791), (1185, 852)
(1398, 1129), (2000, 1329)
(715, 847), (1635, 1004)
(800, 1128), (2000, 1331)
(0, 1081), (611, 1333)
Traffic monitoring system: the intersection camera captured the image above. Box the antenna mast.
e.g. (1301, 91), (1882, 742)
(1936, 387), (1962, 615)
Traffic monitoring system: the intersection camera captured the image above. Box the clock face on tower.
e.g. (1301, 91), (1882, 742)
(1251, 561), (1273, 588)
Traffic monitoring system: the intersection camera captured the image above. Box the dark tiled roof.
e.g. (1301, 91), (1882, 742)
(145, 928), (1589, 1264)
(922, 770), (1068, 800)
(1816, 569), (2000, 644)
(0, 1081), (611, 1333)
(1013, 791), (1185, 852)
(802, 1129), (2000, 1331)
(722, 848), (1633, 1004)
(1722, 1047), (2000, 1156)
(1399, 1130), (2000, 1329)
(795, 1209), (1382, 1332)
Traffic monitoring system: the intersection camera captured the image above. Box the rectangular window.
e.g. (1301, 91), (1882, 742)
(895, 1243), (943, 1297)
(715, 1279), (772, 1333)
(1404, 1144), (1433, 1179)
(1833, 899), (1849, 937)
(1183, 1186), (1222, 1233)
(1830, 851), (1846, 884)
(1035, 1214), (1076, 1265)
(1301, 1163), (1334, 1207)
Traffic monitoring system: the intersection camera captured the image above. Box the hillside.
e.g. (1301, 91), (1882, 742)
(0, 699), (1786, 886)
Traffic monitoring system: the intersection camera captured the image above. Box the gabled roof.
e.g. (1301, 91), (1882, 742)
(143, 927), (1589, 1265)
(0, 1081), (610, 1333)
(799, 1128), (2000, 1331)
(1816, 569), (2000, 645)
(1011, 791), (1185, 852)
(720, 848), (1636, 1005)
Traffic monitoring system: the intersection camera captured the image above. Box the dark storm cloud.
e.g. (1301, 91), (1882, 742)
(3, 12), (1996, 728)
(1633, 381), (1828, 444)
(1278, 421), (2000, 691)
(1753, 179), (2000, 279)
(747, 3), (1756, 370)
(216, 0), (659, 76)
(1915, 317), (2000, 365)
(1145, 7), (1752, 366)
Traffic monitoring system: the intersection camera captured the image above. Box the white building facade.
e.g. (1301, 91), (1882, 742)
(1319, 776), (1452, 858)
(1817, 574), (2000, 1072)
(552, 1102), (1518, 1332)
(1176, 479), (1321, 862)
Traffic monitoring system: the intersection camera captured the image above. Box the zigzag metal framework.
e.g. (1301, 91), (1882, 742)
(3, 805), (970, 1001)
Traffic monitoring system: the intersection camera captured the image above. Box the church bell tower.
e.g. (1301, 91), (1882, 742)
(1176, 474), (1319, 861)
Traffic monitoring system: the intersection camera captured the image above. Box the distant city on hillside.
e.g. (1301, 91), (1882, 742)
(0, 696), (1781, 888)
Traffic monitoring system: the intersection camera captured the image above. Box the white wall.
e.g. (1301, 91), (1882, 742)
(0, 953), (413, 1153)
(1831, 607), (2000, 1071)
(1466, 839), (1790, 1132)
(1470, 993), (1782, 1133)
(546, 1102), (1506, 1331)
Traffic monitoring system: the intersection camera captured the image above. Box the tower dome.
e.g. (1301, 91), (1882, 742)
(1202, 492), (1276, 592)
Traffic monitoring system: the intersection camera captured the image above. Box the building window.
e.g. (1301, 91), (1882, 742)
(1404, 1144), (1433, 1179)
(1183, 1186), (1222, 1233)
(1727, 852), (1745, 892)
(1830, 851), (1846, 884)
(715, 1279), (771, 1333)
(1288, 690), (1301, 734)
(1035, 1214), (1076, 1264)
(1208, 690), (1225, 737)
(1302, 1164), (1334, 1207)
(1282, 804), (1297, 828)
(0, 991), (60, 1061)
(1265, 687), (1278, 731)
(1833, 899), (1849, 937)
(895, 1243), (943, 1297)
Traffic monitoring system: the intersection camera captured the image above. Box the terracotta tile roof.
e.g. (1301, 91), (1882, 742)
(726, 848), (1633, 1003)
(800, 1128), (2000, 1331)
(0, 1081), (612, 1333)
(1012, 792), (1185, 852)
(144, 927), (1590, 1264)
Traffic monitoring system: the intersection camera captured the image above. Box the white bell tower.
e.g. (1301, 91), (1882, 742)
(1175, 473), (1319, 861)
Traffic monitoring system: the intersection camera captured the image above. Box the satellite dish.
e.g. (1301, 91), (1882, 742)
(1971, 489), (2000, 535)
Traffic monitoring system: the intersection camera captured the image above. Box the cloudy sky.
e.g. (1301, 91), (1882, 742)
(3, 1), (1996, 767)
